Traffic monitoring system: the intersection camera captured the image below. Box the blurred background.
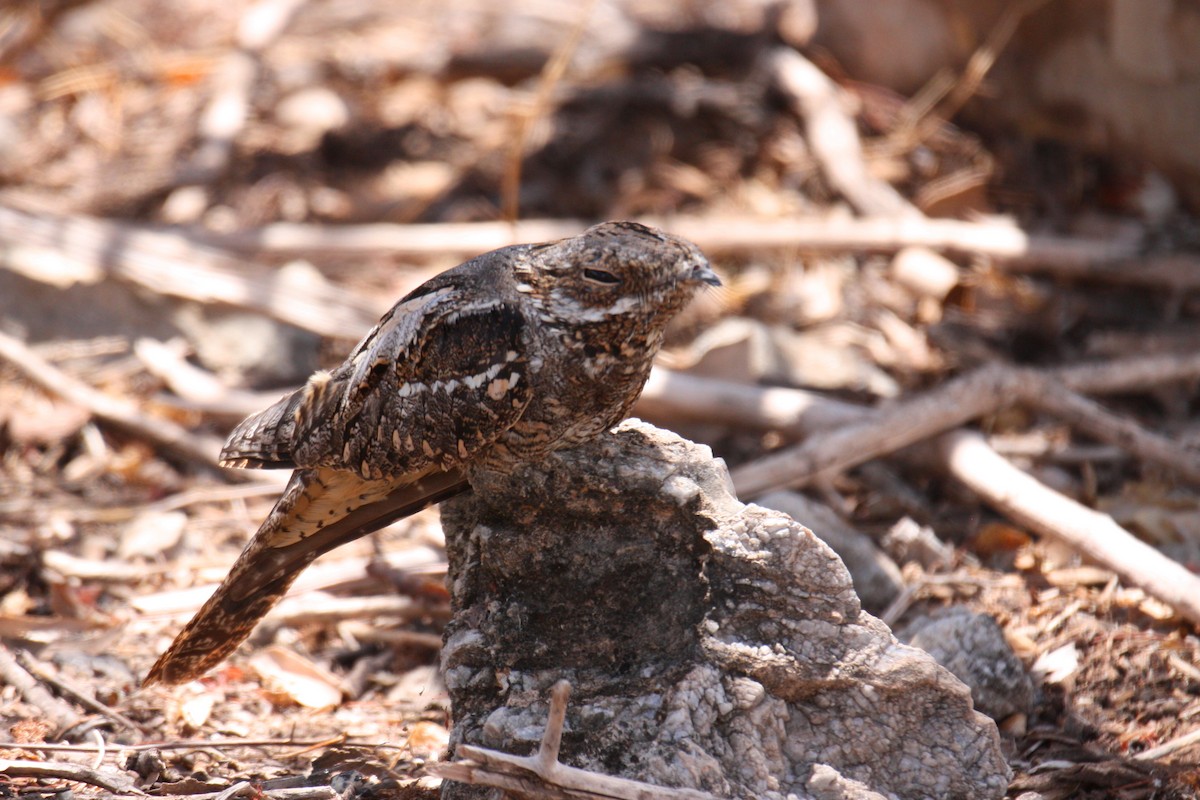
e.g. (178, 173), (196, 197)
(2, 1), (1200, 797)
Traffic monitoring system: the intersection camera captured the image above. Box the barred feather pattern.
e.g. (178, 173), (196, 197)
(144, 221), (719, 685)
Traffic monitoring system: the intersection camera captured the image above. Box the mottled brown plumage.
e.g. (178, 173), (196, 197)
(144, 221), (718, 686)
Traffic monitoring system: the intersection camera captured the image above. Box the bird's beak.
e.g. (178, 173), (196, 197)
(691, 262), (722, 287)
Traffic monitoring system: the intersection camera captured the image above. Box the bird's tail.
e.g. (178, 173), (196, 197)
(144, 466), (467, 685)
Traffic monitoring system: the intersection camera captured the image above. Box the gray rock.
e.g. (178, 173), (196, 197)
(756, 489), (904, 612)
(900, 608), (1034, 722)
(439, 420), (1010, 799)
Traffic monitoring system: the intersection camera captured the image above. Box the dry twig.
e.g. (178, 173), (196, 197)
(0, 644), (80, 734)
(0, 329), (235, 476)
(1031, 382), (1200, 484)
(731, 355), (1200, 496)
(890, 0), (1054, 145)
(500, 0), (598, 222)
(0, 758), (142, 794)
(194, 213), (1137, 266)
(135, 337), (282, 418)
(662, 354), (1200, 626)
(1132, 725), (1200, 762)
(638, 366), (866, 437)
(937, 431), (1200, 627)
(768, 47), (919, 218)
(0, 204), (382, 338)
(14, 650), (148, 736)
(429, 680), (720, 800)
(131, 546), (445, 617)
(731, 364), (1014, 496)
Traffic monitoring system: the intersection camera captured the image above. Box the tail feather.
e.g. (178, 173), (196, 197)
(144, 466), (468, 685)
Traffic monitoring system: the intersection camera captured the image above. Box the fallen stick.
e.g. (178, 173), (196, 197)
(428, 680), (720, 800)
(192, 213), (1135, 265)
(1003, 252), (1200, 292)
(263, 594), (435, 630)
(0, 758), (141, 795)
(663, 357), (1200, 626)
(134, 337), (282, 418)
(937, 430), (1200, 627)
(730, 354), (1200, 497)
(0, 204), (382, 339)
(730, 364), (1015, 496)
(14, 650), (147, 736)
(0, 644), (80, 735)
(638, 366), (867, 437)
(0, 329), (236, 477)
(1032, 382), (1200, 484)
(1132, 723), (1200, 762)
(131, 546), (445, 616)
(1057, 352), (1200, 394)
(769, 47), (920, 219)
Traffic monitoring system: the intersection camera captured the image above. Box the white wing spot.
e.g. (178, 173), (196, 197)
(487, 377), (510, 400)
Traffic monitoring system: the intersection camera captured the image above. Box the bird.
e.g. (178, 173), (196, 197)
(144, 221), (720, 686)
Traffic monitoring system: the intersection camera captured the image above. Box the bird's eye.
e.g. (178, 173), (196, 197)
(583, 268), (621, 285)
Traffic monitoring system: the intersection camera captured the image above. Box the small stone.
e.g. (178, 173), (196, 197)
(891, 246), (960, 300)
(900, 608), (1034, 721)
(275, 86), (350, 135)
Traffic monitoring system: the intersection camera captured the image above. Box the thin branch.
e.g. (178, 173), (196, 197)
(501, 0), (598, 222)
(428, 681), (720, 800)
(1030, 382), (1200, 484)
(0, 737), (405, 754)
(1057, 352), (1200, 394)
(15, 650), (149, 736)
(1132, 724), (1200, 762)
(637, 366), (867, 438)
(134, 337), (281, 419)
(0, 329), (237, 477)
(729, 354), (1200, 497)
(0, 644), (80, 734)
(937, 430), (1200, 627)
(769, 47), (919, 218)
(0, 758), (142, 794)
(730, 364), (1015, 496)
(891, 0), (1053, 143)
(191, 213), (1137, 266)
(0, 204), (381, 338)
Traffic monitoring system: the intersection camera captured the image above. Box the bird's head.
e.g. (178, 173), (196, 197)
(517, 221), (720, 328)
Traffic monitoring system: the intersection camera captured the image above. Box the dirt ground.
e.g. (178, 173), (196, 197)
(1, 2), (1200, 798)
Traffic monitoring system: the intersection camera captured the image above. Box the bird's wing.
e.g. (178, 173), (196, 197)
(147, 278), (534, 686)
(220, 280), (533, 480)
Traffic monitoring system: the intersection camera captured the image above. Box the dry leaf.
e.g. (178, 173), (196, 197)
(1043, 565), (1116, 588)
(119, 511), (188, 559)
(250, 645), (345, 710)
(974, 522), (1031, 557)
(406, 721), (450, 759)
(175, 683), (217, 729)
(1032, 643), (1079, 685)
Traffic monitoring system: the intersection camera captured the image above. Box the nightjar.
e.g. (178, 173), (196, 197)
(145, 220), (719, 685)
